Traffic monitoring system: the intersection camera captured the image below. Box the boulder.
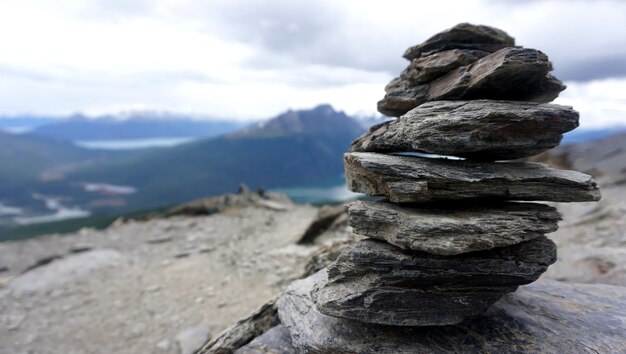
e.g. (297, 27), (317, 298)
(344, 152), (601, 203)
(311, 237), (556, 326)
(353, 100), (579, 160)
(403, 23), (515, 60)
(347, 200), (560, 255)
(278, 271), (626, 353)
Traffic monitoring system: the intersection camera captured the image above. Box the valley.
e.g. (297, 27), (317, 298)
(0, 105), (368, 236)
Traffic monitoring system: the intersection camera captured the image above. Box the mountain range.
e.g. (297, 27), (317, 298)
(66, 104), (365, 209)
(0, 131), (118, 210)
(0, 112), (245, 140)
(0, 105), (365, 224)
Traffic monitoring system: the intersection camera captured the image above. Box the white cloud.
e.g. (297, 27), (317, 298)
(0, 0), (625, 125)
(556, 79), (626, 129)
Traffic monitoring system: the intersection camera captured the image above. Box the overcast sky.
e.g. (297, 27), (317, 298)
(0, 0), (625, 128)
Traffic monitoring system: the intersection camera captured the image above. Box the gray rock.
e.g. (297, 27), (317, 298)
(379, 48), (565, 116)
(354, 100), (579, 160)
(428, 47), (563, 101)
(279, 271), (626, 353)
(311, 237), (556, 326)
(403, 23), (515, 60)
(377, 77), (430, 117)
(400, 49), (489, 84)
(344, 152), (601, 203)
(234, 325), (296, 354)
(198, 298), (279, 354)
(347, 200), (560, 255)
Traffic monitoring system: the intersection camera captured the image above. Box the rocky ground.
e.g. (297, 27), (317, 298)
(1, 132), (625, 353)
(0, 197), (355, 354)
(537, 132), (626, 286)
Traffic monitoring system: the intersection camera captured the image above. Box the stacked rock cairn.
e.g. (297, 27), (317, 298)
(276, 23), (602, 351)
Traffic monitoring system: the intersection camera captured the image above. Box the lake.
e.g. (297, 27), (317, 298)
(271, 176), (360, 204)
(74, 137), (196, 150)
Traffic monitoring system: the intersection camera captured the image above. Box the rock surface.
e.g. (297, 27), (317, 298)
(403, 23), (515, 60)
(377, 78), (430, 117)
(165, 187), (292, 217)
(0, 203), (339, 354)
(200, 298), (279, 354)
(379, 48), (565, 116)
(353, 100), (579, 160)
(347, 200), (560, 255)
(7, 248), (122, 295)
(427, 47), (564, 102)
(400, 49), (489, 84)
(278, 271), (626, 354)
(311, 237), (556, 326)
(344, 152), (601, 203)
(234, 325), (296, 354)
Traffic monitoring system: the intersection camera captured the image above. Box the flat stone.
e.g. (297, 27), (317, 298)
(354, 100), (579, 160)
(429, 47), (564, 102)
(377, 77), (430, 117)
(400, 49), (489, 84)
(379, 48), (565, 116)
(403, 23), (515, 60)
(344, 152), (601, 203)
(347, 200), (561, 255)
(278, 271), (626, 353)
(311, 237), (556, 326)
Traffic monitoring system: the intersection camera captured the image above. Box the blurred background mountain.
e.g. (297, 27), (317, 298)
(0, 104), (384, 238)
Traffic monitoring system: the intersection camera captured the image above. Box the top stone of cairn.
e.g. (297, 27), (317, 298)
(379, 24), (565, 117)
(403, 23), (515, 60)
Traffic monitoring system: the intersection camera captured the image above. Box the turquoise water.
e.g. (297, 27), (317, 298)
(74, 137), (196, 150)
(271, 176), (361, 204)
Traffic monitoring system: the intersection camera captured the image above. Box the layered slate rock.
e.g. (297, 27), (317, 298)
(428, 47), (564, 102)
(352, 100), (579, 160)
(311, 237), (556, 326)
(378, 47), (566, 117)
(344, 152), (601, 203)
(234, 325), (296, 354)
(378, 78), (430, 117)
(198, 298), (279, 354)
(348, 200), (561, 255)
(403, 23), (515, 60)
(400, 49), (489, 84)
(278, 271), (626, 354)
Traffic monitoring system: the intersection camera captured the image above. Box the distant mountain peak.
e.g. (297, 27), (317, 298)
(231, 104), (364, 138)
(312, 104), (336, 115)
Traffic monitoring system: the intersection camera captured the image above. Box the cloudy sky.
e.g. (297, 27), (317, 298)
(0, 0), (625, 128)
